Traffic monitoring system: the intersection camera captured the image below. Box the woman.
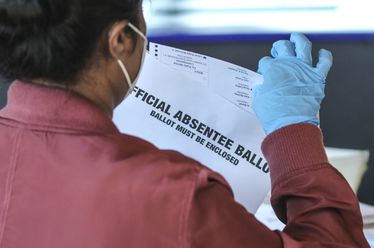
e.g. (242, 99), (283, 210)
(0, 0), (369, 247)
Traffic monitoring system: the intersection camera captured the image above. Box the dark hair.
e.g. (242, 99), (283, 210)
(0, 0), (141, 85)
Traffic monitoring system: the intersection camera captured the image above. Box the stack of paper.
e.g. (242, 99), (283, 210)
(361, 203), (374, 229)
(325, 147), (369, 193)
(113, 44), (269, 213)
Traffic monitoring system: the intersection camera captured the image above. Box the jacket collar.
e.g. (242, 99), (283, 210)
(0, 80), (119, 134)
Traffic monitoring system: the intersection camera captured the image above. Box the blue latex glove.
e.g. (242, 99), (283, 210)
(252, 33), (333, 135)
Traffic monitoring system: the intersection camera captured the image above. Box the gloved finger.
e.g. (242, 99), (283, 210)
(315, 49), (333, 79)
(271, 40), (296, 58)
(257, 56), (273, 74)
(290, 33), (313, 66)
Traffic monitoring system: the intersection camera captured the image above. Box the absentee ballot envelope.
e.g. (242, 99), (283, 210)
(113, 53), (270, 214)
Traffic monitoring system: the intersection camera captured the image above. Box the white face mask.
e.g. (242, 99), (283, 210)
(117, 22), (148, 99)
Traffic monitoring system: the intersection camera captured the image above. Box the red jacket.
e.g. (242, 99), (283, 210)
(0, 81), (369, 247)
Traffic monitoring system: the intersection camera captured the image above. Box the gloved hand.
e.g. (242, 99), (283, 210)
(252, 33), (333, 135)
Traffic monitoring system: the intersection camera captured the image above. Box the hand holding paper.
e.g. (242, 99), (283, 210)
(252, 33), (333, 135)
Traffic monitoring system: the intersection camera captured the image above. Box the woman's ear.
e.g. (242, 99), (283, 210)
(108, 21), (134, 60)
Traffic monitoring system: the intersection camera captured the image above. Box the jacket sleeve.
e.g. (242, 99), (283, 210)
(187, 124), (369, 248)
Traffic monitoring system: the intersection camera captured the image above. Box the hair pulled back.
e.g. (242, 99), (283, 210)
(0, 0), (140, 85)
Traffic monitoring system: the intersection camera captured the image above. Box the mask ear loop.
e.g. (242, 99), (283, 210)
(117, 59), (132, 93)
(127, 22), (147, 44)
(117, 22), (148, 98)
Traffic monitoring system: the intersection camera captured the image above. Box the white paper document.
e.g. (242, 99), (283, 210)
(361, 203), (374, 228)
(149, 43), (262, 113)
(114, 47), (269, 213)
